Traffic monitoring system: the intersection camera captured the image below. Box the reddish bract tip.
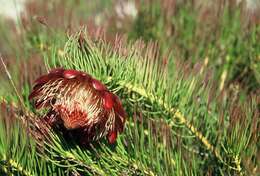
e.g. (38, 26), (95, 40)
(63, 69), (80, 79)
(113, 96), (126, 119)
(108, 131), (117, 144)
(34, 75), (50, 84)
(50, 68), (64, 74)
(103, 92), (114, 109)
(92, 79), (107, 91)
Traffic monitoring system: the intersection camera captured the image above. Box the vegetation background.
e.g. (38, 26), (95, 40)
(0, 0), (259, 175)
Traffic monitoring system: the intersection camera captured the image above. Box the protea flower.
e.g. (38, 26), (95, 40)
(29, 68), (126, 144)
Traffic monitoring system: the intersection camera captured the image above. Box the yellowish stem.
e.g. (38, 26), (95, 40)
(119, 80), (223, 162)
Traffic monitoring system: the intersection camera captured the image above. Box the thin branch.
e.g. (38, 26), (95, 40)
(0, 53), (25, 110)
(119, 79), (223, 162)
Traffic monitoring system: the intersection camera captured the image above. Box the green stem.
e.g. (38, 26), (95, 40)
(118, 79), (243, 174)
(117, 79), (223, 161)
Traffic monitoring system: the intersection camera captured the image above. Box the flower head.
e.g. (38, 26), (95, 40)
(29, 68), (126, 144)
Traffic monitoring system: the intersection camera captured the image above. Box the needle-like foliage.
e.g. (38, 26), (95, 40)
(0, 0), (259, 175)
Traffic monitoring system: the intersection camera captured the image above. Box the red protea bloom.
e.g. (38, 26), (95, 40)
(29, 68), (126, 144)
